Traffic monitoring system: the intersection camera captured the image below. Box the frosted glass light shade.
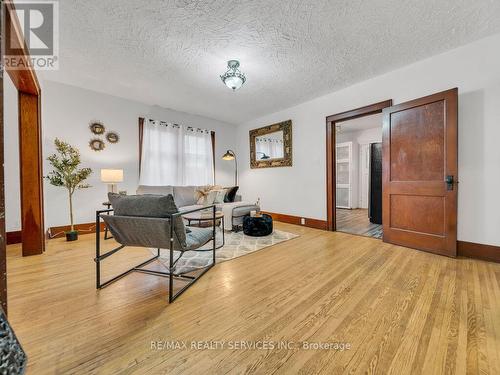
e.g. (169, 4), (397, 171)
(100, 169), (123, 183)
(224, 76), (243, 90)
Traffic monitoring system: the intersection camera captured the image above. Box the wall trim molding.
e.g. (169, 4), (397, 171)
(47, 222), (106, 239)
(263, 212), (328, 230)
(457, 241), (500, 263)
(42, 219), (500, 263)
(6, 231), (22, 245)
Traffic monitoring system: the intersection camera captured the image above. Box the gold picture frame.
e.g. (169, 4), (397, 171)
(249, 120), (292, 169)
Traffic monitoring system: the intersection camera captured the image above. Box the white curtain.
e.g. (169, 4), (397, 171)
(140, 119), (214, 186)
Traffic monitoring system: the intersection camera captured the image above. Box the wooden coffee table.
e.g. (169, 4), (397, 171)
(183, 210), (225, 249)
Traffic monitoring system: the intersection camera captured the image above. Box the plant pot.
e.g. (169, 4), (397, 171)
(65, 231), (78, 241)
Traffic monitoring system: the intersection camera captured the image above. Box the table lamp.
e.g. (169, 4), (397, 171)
(101, 169), (123, 194)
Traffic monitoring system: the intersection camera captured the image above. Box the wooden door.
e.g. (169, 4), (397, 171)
(382, 88), (458, 257)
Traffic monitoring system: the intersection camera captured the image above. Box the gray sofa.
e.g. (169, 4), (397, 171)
(136, 185), (259, 230)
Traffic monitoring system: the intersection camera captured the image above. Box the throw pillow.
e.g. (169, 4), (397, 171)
(195, 186), (212, 205)
(108, 193), (187, 246)
(213, 189), (226, 204)
(224, 186), (239, 203)
(196, 185), (226, 206)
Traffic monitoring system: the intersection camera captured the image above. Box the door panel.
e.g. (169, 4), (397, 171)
(382, 88), (458, 257)
(389, 195), (444, 235)
(390, 101), (445, 181)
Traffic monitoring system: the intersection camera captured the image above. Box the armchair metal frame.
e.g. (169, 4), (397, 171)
(95, 205), (217, 303)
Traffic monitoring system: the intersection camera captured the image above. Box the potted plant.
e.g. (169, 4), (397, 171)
(45, 138), (92, 241)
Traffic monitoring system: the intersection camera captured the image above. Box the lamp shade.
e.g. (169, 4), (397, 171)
(222, 150), (235, 160)
(100, 169), (123, 183)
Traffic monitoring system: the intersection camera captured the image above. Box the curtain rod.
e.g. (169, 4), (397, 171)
(147, 118), (211, 133)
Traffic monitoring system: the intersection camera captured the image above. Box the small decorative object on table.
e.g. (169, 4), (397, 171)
(243, 214), (273, 237)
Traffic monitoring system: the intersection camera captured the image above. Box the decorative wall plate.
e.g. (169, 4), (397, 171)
(106, 132), (119, 143)
(89, 122), (105, 135)
(89, 138), (105, 151)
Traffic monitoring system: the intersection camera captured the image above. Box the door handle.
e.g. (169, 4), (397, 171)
(445, 175), (454, 191)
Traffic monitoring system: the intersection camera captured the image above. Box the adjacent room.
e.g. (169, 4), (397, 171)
(335, 113), (383, 239)
(1, 1), (500, 374)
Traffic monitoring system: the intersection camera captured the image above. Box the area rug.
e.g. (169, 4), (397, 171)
(151, 229), (299, 274)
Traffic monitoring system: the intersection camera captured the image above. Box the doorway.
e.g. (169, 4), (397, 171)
(326, 89), (458, 257)
(326, 100), (392, 235)
(335, 113), (383, 238)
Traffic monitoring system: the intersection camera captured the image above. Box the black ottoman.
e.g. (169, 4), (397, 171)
(243, 214), (273, 237)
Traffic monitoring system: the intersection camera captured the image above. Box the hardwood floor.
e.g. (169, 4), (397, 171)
(6, 222), (500, 374)
(336, 208), (382, 238)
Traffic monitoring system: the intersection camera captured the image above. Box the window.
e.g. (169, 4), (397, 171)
(139, 118), (214, 186)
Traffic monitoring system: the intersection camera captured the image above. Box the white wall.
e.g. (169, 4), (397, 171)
(40, 81), (237, 228)
(4, 77), (21, 231)
(337, 127), (382, 145)
(237, 33), (500, 246)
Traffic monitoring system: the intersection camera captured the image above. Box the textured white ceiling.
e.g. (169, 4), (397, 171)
(40, 0), (500, 124)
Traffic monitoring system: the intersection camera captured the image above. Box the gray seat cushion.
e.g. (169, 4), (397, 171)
(108, 193), (187, 247)
(184, 227), (213, 251)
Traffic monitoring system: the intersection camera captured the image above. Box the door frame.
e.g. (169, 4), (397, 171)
(1, 0), (45, 314)
(325, 100), (392, 231)
(4, 0), (45, 258)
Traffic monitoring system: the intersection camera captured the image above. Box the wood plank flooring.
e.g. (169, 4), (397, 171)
(6, 222), (500, 374)
(336, 208), (382, 238)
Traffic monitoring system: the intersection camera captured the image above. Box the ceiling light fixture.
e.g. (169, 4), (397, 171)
(220, 60), (246, 91)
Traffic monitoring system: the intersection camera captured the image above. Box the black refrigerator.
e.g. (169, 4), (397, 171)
(369, 143), (382, 224)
